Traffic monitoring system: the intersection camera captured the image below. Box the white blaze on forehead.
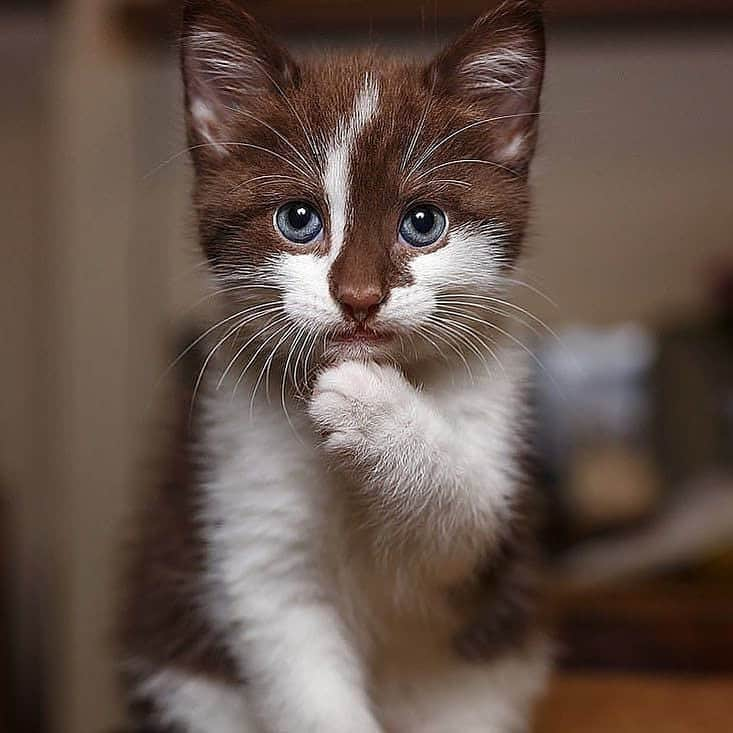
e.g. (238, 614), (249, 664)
(323, 74), (380, 260)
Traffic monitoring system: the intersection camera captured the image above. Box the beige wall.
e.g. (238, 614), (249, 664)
(532, 28), (733, 326)
(0, 7), (731, 733)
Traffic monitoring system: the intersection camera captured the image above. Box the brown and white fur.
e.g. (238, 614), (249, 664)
(122, 1), (550, 731)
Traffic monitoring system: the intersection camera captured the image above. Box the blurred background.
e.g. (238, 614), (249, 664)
(1, 0), (732, 731)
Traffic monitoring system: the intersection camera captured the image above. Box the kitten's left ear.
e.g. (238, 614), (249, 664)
(427, 0), (545, 170)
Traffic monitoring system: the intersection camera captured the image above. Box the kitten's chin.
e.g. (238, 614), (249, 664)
(321, 341), (395, 366)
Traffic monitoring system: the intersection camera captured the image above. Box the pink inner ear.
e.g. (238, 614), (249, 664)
(189, 98), (230, 155)
(498, 130), (529, 164)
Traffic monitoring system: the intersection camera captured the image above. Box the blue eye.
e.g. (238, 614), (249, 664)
(275, 202), (323, 244)
(399, 205), (447, 247)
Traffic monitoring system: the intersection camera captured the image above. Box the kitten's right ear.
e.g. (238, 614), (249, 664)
(181, 0), (300, 160)
(427, 0), (545, 171)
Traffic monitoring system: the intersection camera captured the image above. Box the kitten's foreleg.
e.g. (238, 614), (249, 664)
(210, 489), (383, 733)
(308, 360), (510, 556)
(237, 599), (382, 733)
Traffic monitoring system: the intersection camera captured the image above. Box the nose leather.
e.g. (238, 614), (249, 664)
(335, 284), (384, 321)
(329, 229), (391, 322)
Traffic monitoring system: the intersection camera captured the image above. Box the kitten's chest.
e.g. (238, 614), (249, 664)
(206, 396), (466, 598)
(202, 374), (510, 643)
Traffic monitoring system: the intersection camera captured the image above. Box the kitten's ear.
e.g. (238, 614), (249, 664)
(427, 0), (545, 170)
(181, 0), (300, 159)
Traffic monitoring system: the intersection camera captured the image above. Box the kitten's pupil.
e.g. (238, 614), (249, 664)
(289, 205), (311, 230)
(275, 201), (323, 244)
(412, 208), (434, 235)
(399, 204), (446, 247)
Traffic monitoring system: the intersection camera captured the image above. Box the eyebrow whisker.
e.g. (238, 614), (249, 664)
(405, 112), (540, 181)
(416, 158), (520, 179)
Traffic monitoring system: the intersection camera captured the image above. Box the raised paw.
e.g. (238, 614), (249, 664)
(308, 360), (417, 457)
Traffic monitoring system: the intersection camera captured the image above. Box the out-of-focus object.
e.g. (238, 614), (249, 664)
(558, 473), (733, 587)
(654, 257), (733, 486)
(655, 323), (733, 489)
(550, 572), (733, 674)
(536, 324), (660, 534)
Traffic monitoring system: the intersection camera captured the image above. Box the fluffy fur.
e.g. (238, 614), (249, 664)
(121, 2), (550, 731)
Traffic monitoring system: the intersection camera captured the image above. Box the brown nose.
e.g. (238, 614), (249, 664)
(335, 285), (385, 322)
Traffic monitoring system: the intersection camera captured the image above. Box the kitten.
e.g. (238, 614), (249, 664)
(121, 1), (550, 731)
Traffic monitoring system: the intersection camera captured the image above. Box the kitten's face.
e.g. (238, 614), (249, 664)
(182, 0), (544, 381)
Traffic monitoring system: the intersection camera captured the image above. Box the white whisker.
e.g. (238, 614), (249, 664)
(255, 62), (323, 165)
(416, 157), (519, 180)
(182, 284), (284, 317)
(300, 329), (322, 394)
(438, 294), (562, 343)
(292, 327), (318, 398)
(251, 323), (300, 417)
(228, 174), (310, 196)
(189, 308), (281, 421)
(432, 178), (472, 190)
(280, 326), (310, 440)
(406, 112), (539, 181)
(232, 321), (294, 405)
(156, 302), (277, 390)
(439, 307), (555, 387)
(216, 312), (289, 389)
(504, 276), (559, 308)
(144, 141), (311, 181)
(401, 82), (435, 172)
(430, 313), (506, 378)
(429, 316), (494, 378)
(418, 322), (474, 382)
(232, 108), (319, 178)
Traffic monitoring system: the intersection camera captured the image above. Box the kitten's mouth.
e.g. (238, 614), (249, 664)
(330, 327), (395, 346)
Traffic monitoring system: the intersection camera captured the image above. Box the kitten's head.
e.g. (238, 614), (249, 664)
(181, 0), (544, 384)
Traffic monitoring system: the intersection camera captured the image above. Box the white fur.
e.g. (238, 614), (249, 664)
(308, 358), (525, 566)
(323, 73), (380, 260)
(189, 30), (262, 96)
(461, 48), (538, 95)
(376, 637), (550, 733)
(136, 635), (548, 733)
(135, 666), (255, 733)
(201, 386), (382, 733)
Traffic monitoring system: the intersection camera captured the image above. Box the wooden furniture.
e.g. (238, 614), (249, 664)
(114, 0), (733, 46)
(552, 582), (733, 674)
(538, 675), (733, 733)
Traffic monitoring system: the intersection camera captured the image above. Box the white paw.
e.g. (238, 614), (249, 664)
(308, 361), (417, 457)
